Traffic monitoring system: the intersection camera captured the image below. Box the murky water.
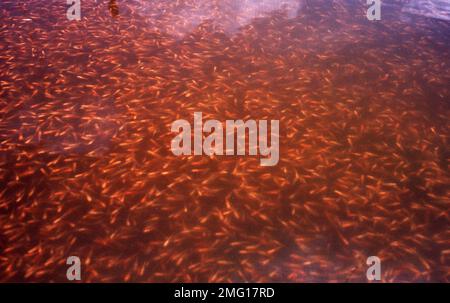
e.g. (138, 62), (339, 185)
(0, 0), (449, 282)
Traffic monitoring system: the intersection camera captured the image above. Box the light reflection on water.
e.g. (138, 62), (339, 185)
(403, 0), (450, 21)
(135, 0), (305, 38)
